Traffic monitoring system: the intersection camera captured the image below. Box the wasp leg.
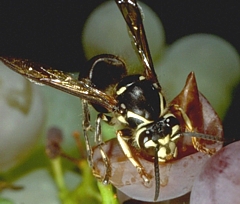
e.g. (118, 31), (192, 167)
(81, 99), (94, 168)
(172, 104), (216, 155)
(117, 130), (150, 186)
(95, 113), (112, 184)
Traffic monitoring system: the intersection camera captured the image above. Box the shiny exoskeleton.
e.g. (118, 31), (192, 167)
(0, 0), (223, 201)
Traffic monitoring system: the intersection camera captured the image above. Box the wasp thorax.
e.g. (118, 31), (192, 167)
(116, 75), (164, 127)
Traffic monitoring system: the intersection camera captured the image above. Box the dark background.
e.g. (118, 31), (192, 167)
(0, 0), (240, 142)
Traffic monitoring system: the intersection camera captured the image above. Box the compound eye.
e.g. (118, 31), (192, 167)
(165, 116), (179, 127)
(137, 129), (157, 157)
(162, 115), (180, 137)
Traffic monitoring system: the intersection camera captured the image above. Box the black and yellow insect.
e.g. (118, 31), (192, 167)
(1, 0), (223, 201)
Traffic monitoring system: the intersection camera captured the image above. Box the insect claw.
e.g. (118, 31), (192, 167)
(136, 167), (151, 186)
(142, 175), (151, 186)
(102, 178), (109, 185)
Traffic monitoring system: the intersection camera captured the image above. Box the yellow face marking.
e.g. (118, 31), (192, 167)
(158, 147), (167, 159)
(172, 125), (180, 135)
(169, 141), (176, 154)
(158, 158), (166, 162)
(144, 140), (157, 148)
(157, 139), (178, 162)
(158, 135), (170, 145)
(171, 126), (181, 141)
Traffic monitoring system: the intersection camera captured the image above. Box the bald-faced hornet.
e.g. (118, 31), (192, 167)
(1, 0), (223, 201)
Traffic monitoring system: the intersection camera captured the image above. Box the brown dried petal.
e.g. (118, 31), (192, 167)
(169, 72), (223, 158)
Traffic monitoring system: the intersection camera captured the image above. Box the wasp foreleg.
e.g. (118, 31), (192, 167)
(117, 130), (150, 186)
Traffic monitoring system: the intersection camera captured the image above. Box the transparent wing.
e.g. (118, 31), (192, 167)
(0, 57), (117, 112)
(116, 0), (160, 86)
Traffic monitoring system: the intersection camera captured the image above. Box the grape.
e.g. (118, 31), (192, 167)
(82, 1), (165, 72)
(190, 141), (240, 204)
(157, 34), (240, 118)
(1, 169), (79, 203)
(0, 62), (45, 172)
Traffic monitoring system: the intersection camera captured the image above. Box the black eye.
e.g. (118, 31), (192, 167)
(165, 116), (179, 127)
(139, 129), (151, 141)
(136, 128), (157, 157)
(138, 131), (151, 148)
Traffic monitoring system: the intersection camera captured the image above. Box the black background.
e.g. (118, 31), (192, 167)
(0, 0), (240, 142)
